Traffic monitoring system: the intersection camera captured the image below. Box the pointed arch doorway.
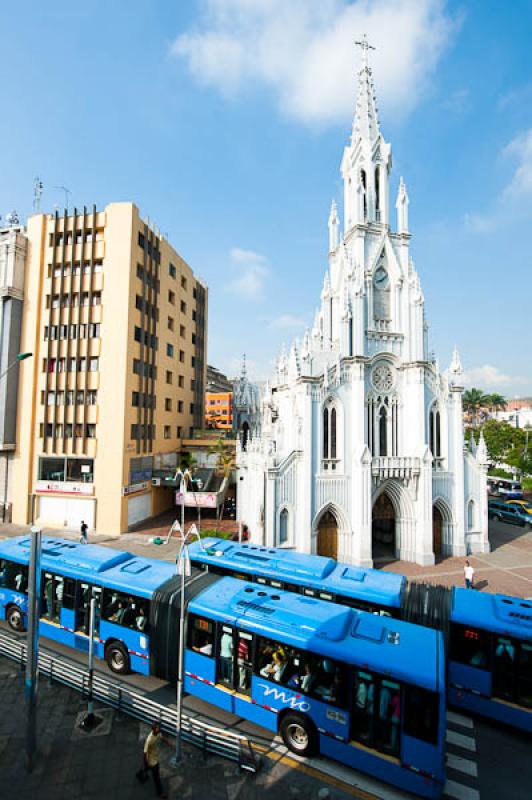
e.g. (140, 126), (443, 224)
(433, 505), (443, 558)
(372, 492), (396, 562)
(317, 511), (338, 560)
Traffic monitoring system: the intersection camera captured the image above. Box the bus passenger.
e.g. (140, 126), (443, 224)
(237, 638), (250, 690)
(260, 651), (286, 682)
(220, 630), (233, 682)
(136, 608), (148, 632)
(193, 637), (213, 656)
(110, 602), (126, 625)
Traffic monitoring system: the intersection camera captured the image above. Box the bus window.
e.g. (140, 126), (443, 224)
(404, 686), (439, 745)
(310, 657), (345, 707)
(450, 623), (490, 669)
(318, 591), (335, 602)
(188, 615), (214, 656)
(517, 643), (532, 708)
(0, 560), (28, 594)
(375, 679), (401, 756)
(76, 583), (91, 634)
(236, 631), (253, 695)
(218, 625), (234, 687)
(256, 637), (288, 683)
(62, 578), (76, 610)
(352, 670), (376, 745)
(303, 588), (316, 598)
(102, 589), (148, 632)
(492, 636), (516, 702)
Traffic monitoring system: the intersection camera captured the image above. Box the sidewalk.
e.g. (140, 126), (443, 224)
(0, 657), (353, 800)
(1, 517), (531, 598)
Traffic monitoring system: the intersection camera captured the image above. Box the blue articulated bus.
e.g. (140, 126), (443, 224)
(448, 588), (532, 731)
(188, 538), (406, 616)
(0, 535), (445, 798)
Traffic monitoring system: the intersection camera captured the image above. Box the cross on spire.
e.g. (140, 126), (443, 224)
(354, 34), (375, 70)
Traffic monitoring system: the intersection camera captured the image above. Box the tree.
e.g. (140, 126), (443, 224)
(471, 419), (526, 466)
(485, 393), (507, 414)
(463, 388), (490, 427)
(209, 438), (236, 532)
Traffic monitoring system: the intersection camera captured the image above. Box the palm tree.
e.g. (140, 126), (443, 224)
(486, 393), (507, 414)
(463, 388), (490, 427)
(209, 438), (236, 533)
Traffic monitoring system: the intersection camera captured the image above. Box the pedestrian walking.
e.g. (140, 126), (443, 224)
(80, 520), (88, 545)
(464, 560), (475, 589)
(136, 722), (169, 798)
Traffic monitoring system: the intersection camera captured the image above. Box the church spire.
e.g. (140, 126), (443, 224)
(352, 35), (380, 145)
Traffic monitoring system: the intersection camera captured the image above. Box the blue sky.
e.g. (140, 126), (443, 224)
(1, 0), (531, 396)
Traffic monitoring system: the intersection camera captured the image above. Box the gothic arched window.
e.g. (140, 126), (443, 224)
(429, 405), (441, 460)
(379, 406), (388, 456)
(323, 407), (329, 459)
(279, 509), (289, 545)
(467, 499), (475, 531)
(323, 401), (341, 469)
(330, 408), (337, 459)
(361, 169), (367, 220)
(375, 166), (380, 220)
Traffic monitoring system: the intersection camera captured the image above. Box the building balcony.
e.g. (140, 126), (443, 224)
(371, 456), (421, 482)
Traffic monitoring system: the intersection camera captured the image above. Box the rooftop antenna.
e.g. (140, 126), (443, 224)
(54, 186), (71, 213)
(5, 210), (20, 226)
(33, 177), (44, 212)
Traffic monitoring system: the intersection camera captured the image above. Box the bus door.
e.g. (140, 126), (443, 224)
(40, 572), (64, 625)
(216, 625), (254, 699)
(74, 582), (102, 647)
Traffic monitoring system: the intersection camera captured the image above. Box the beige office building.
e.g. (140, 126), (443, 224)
(13, 202), (207, 534)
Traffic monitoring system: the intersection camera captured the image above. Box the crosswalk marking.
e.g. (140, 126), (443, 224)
(446, 753), (478, 777)
(445, 729), (477, 752)
(444, 778), (480, 800)
(446, 710), (474, 729)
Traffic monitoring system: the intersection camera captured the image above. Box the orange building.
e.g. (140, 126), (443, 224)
(205, 392), (233, 430)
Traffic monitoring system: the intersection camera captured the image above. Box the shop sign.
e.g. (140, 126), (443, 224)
(122, 482), (148, 497)
(35, 480), (94, 496)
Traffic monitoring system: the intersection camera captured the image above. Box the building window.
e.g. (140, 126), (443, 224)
(178, 400), (184, 413)
(167, 343), (174, 357)
(86, 390), (97, 406)
(429, 405), (441, 460)
(168, 316), (174, 331)
(165, 398), (172, 411)
(322, 402), (340, 467)
(190, 403), (195, 414)
(467, 499), (476, 531)
(168, 290), (175, 305)
(181, 276), (187, 290)
(164, 426), (171, 439)
(176, 426), (182, 438)
(180, 324), (186, 338)
(279, 509), (289, 545)
(179, 350), (185, 363)
(323, 407), (329, 459)
(191, 356), (196, 367)
(86, 424), (96, 438)
(379, 406), (388, 456)
(166, 371), (173, 385)
(178, 375), (184, 388)
(88, 358), (98, 372)
(138, 232), (145, 249)
(169, 263), (176, 278)
(181, 300), (187, 314)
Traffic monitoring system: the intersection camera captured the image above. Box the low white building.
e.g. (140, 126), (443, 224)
(237, 48), (490, 566)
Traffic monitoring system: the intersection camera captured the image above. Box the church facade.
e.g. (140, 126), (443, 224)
(237, 50), (490, 566)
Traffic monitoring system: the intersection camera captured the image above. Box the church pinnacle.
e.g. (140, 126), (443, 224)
(352, 35), (380, 144)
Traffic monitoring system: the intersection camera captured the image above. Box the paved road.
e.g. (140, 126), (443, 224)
(2, 623), (530, 800)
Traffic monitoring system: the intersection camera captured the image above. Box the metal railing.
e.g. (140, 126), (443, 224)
(0, 630), (260, 773)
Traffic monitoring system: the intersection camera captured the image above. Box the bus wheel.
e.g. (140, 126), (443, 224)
(280, 713), (318, 757)
(493, 514), (501, 522)
(105, 642), (130, 675)
(6, 604), (24, 632)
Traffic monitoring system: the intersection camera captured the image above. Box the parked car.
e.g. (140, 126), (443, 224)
(505, 499), (532, 515)
(488, 500), (532, 529)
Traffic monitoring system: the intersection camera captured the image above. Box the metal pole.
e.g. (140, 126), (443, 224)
(181, 477), (185, 540)
(25, 526), (42, 772)
(80, 597), (101, 730)
(175, 540), (187, 763)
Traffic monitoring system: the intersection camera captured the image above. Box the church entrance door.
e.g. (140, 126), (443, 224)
(317, 511), (338, 560)
(433, 506), (443, 557)
(372, 493), (396, 562)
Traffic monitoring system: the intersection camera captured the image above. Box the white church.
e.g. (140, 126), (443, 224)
(237, 43), (490, 567)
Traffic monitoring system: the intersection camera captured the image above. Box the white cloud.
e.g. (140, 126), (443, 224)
(171, 0), (455, 126)
(465, 127), (532, 232)
(462, 364), (528, 389)
(269, 314), (306, 329)
(228, 246), (270, 297)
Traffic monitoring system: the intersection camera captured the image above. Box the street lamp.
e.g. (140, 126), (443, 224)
(0, 351), (32, 382)
(173, 523), (202, 765)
